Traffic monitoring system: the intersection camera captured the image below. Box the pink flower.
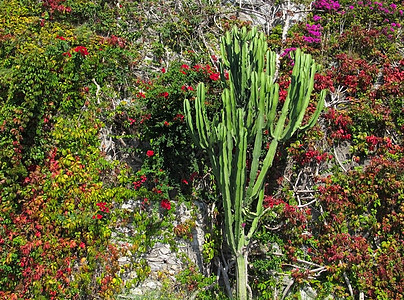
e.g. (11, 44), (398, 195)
(79, 242), (85, 249)
(161, 199), (171, 210)
(146, 150), (154, 157)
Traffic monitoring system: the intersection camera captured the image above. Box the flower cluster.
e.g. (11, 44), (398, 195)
(101, 35), (126, 48)
(312, 0), (340, 11)
(159, 91), (169, 98)
(160, 199), (171, 210)
(323, 108), (353, 141)
(173, 113), (185, 122)
(181, 85), (194, 91)
(304, 24), (323, 44)
(280, 47), (297, 58)
(96, 202), (110, 213)
(209, 72), (220, 81)
(133, 174), (147, 189)
(41, 0), (72, 14)
(92, 202), (110, 220)
(288, 143), (332, 165)
(73, 46), (89, 56)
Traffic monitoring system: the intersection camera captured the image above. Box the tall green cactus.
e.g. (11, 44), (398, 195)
(184, 26), (326, 300)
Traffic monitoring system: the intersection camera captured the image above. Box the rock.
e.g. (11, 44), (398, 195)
(130, 287), (142, 295)
(145, 281), (158, 289)
(118, 256), (130, 265)
(299, 285), (317, 300)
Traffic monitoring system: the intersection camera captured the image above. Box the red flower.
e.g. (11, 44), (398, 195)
(62, 52), (72, 57)
(161, 67), (166, 73)
(56, 35), (66, 40)
(73, 46), (89, 56)
(173, 114), (184, 122)
(160, 91), (169, 98)
(161, 199), (171, 210)
(164, 121), (170, 126)
(79, 242), (85, 249)
(96, 214), (102, 219)
(182, 179), (189, 185)
(210, 73), (220, 81)
(146, 150), (154, 157)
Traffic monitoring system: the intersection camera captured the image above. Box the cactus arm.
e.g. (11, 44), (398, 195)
(300, 89), (326, 131)
(219, 124), (237, 254)
(246, 72), (258, 131)
(184, 99), (199, 146)
(234, 109), (247, 246)
(194, 83), (211, 149)
(280, 67), (314, 139)
(246, 189), (265, 241)
(249, 138), (279, 200)
(267, 79), (279, 130)
(245, 84), (265, 202)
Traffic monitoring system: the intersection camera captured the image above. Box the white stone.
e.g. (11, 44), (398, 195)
(130, 288), (142, 295)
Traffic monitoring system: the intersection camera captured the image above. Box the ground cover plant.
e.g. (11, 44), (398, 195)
(0, 0), (403, 299)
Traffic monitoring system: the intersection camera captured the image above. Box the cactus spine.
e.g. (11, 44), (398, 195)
(184, 26), (326, 300)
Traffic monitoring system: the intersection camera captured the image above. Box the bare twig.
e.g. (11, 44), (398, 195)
(92, 78), (101, 105)
(264, 224), (283, 231)
(334, 147), (347, 172)
(281, 279), (295, 300)
(297, 198), (317, 208)
(343, 270), (354, 299)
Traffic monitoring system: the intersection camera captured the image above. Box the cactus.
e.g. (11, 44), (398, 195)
(184, 26), (326, 300)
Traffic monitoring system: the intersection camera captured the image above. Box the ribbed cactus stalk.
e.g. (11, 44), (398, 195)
(184, 26), (326, 300)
